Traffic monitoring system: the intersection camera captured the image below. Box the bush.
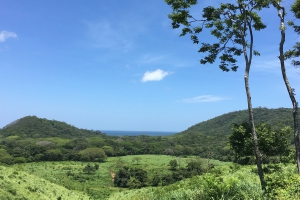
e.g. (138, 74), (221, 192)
(114, 166), (148, 188)
(78, 148), (107, 162)
(14, 157), (27, 163)
(168, 159), (178, 171)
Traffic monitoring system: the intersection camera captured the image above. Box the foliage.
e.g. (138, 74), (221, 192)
(168, 159), (178, 170)
(0, 165), (92, 199)
(109, 163), (300, 200)
(109, 165), (265, 200)
(78, 147), (107, 162)
(186, 159), (206, 176)
(114, 166), (131, 188)
(114, 166), (148, 189)
(264, 164), (300, 199)
(285, 0), (300, 67)
(0, 108), (296, 164)
(229, 122), (292, 164)
(179, 107), (293, 138)
(82, 163), (99, 174)
(0, 149), (14, 164)
(132, 157), (142, 165)
(3, 155), (298, 200)
(165, 0), (269, 72)
(0, 115), (106, 138)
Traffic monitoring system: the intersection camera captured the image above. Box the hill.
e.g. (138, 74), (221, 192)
(166, 107), (294, 160)
(0, 115), (106, 138)
(0, 165), (91, 199)
(0, 107), (295, 163)
(178, 107), (293, 137)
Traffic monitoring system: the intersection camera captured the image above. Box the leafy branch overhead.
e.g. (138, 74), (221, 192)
(285, 0), (300, 68)
(165, 0), (268, 72)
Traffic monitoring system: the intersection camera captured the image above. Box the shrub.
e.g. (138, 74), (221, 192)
(78, 148), (107, 162)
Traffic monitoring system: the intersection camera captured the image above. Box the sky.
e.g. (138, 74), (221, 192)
(0, 0), (299, 132)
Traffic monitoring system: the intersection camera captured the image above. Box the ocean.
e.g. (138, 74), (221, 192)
(101, 130), (177, 136)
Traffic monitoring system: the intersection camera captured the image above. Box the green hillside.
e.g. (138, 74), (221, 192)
(178, 107), (293, 137)
(0, 107), (295, 163)
(0, 165), (91, 199)
(166, 107), (294, 161)
(0, 115), (106, 138)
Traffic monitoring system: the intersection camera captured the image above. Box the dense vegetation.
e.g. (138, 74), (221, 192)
(1, 155), (207, 199)
(1, 155), (298, 199)
(0, 108), (295, 165)
(109, 163), (300, 200)
(0, 108), (299, 199)
(181, 107), (293, 136)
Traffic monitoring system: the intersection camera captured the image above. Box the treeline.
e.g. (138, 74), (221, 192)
(0, 108), (295, 164)
(0, 133), (226, 164)
(113, 158), (211, 189)
(179, 107), (294, 137)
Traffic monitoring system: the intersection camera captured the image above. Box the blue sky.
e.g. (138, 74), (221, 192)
(0, 0), (299, 132)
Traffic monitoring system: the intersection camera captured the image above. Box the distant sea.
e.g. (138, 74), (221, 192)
(101, 130), (177, 136)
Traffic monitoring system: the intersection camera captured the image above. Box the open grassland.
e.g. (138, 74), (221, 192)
(4, 155), (298, 200)
(0, 165), (91, 200)
(8, 155), (211, 199)
(109, 164), (300, 200)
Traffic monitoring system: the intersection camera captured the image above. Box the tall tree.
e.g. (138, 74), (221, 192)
(273, 1), (300, 174)
(165, 0), (269, 190)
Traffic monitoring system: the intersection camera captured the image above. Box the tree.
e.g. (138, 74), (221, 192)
(164, 148), (174, 155)
(168, 159), (178, 170)
(129, 168), (148, 188)
(186, 159), (205, 176)
(165, 0), (269, 190)
(83, 164), (97, 174)
(114, 166), (147, 188)
(78, 147), (107, 162)
(256, 124), (291, 159)
(229, 122), (292, 164)
(102, 145), (114, 156)
(285, 0), (300, 68)
(272, 1), (300, 174)
(44, 149), (64, 161)
(229, 122), (254, 164)
(114, 166), (131, 187)
(132, 157), (142, 165)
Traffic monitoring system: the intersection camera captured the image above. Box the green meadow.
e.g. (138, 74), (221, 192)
(1, 155), (300, 199)
(1, 155), (227, 199)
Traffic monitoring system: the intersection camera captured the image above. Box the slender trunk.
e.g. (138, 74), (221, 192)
(239, 3), (265, 190)
(275, 3), (300, 174)
(244, 67), (266, 190)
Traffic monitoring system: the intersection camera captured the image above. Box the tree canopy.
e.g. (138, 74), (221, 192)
(285, 0), (300, 67)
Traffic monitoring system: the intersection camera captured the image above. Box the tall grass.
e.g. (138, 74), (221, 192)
(0, 165), (91, 200)
(109, 165), (264, 200)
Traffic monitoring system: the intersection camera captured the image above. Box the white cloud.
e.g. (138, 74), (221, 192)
(0, 31), (17, 42)
(141, 69), (171, 82)
(181, 95), (226, 103)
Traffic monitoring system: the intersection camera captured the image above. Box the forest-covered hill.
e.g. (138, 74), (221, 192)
(0, 115), (107, 138)
(177, 107), (293, 137)
(0, 107), (293, 138)
(0, 107), (295, 163)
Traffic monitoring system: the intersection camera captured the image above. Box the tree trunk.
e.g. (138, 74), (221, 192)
(275, 3), (300, 174)
(240, 3), (265, 190)
(244, 70), (266, 191)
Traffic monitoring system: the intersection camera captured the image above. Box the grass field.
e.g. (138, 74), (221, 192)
(0, 165), (91, 200)
(4, 155), (213, 199)
(18, 155), (178, 199)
